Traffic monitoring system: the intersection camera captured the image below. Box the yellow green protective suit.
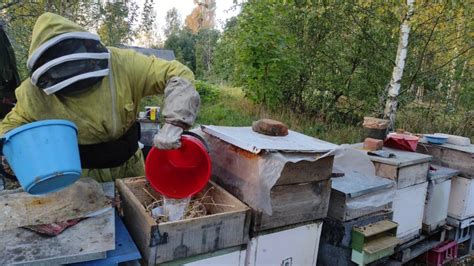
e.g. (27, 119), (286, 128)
(0, 13), (199, 182)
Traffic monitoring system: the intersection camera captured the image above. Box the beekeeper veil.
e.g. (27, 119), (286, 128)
(27, 13), (109, 95)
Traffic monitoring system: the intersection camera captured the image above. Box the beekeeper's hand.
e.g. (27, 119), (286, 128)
(153, 123), (183, 150)
(1, 156), (14, 176)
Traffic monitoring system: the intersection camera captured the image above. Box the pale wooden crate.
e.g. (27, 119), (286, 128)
(417, 141), (474, 177)
(448, 176), (474, 220)
(246, 221), (323, 266)
(392, 181), (428, 243)
(161, 245), (246, 266)
(327, 171), (395, 222)
(116, 177), (250, 265)
(215, 178), (331, 233)
(351, 143), (432, 189)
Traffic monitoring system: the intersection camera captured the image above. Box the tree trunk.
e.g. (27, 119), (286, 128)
(384, 0), (414, 130)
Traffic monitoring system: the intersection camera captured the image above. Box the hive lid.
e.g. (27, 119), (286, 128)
(202, 125), (337, 154)
(351, 143), (432, 167)
(428, 165), (460, 182)
(331, 171), (395, 198)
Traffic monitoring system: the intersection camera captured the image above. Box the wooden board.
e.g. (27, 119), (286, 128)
(392, 182), (428, 243)
(161, 246), (246, 266)
(246, 221), (322, 266)
(0, 182), (115, 265)
(422, 179), (451, 233)
(448, 176), (474, 220)
(328, 190), (391, 222)
(277, 155), (334, 185)
(246, 180), (331, 232)
(373, 162), (429, 189)
(320, 211), (393, 249)
(116, 177), (250, 265)
(352, 143), (432, 167)
(417, 142), (474, 177)
(0, 178), (110, 231)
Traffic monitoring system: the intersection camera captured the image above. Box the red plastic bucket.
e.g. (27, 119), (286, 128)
(145, 134), (211, 199)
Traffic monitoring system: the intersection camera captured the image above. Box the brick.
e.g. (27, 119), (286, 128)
(363, 138), (384, 151)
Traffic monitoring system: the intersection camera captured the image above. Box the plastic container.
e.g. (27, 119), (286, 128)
(425, 240), (458, 266)
(384, 133), (419, 152)
(1, 120), (81, 195)
(424, 134), (448, 145)
(145, 134), (211, 199)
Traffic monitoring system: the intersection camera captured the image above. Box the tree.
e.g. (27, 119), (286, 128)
(195, 28), (219, 78)
(163, 7), (182, 38)
(97, 1), (139, 46)
(136, 0), (158, 47)
(384, 0), (415, 130)
(185, 0), (216, 33)
(164, 29), (197, 72)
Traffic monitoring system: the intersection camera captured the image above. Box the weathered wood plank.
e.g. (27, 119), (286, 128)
(373, 162), (429, 189)
(417, 142), (474, 177)
(251, 180), (331, 232)
(276, 155), (334, 185)
(0, 182), (115, 265)
(0, 178), (110, 232)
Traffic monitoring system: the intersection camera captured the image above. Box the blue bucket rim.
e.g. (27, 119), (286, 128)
(3, 119), (78, 142)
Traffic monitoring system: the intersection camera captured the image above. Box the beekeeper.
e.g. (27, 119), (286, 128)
(0, 13), (200, 182)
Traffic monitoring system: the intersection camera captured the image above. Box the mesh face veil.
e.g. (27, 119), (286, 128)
(28, 32), (110, 95)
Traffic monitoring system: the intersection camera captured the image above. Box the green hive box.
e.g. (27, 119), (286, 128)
(351, 220), (399, 265)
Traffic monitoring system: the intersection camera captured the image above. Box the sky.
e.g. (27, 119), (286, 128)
(134, 0), (240, 44)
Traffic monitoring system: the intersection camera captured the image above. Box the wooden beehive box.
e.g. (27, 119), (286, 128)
(423, 165), (459, 233)
(328, 171), (395, 222)
(248, 179), (331, 232)
(351, 220), (399, 266)
(246, 221), (323, 266)
(352, 143), (432, 189)
(448, 176), (474, 221)
(197, 128), (335, 232)
(417, 141), (474, 177)
(318, 211), (393, 266)
(392, 181), (428, 243)
(116, 177), (250, 265)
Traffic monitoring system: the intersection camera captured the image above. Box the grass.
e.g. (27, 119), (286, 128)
(194, 86), (363, 144)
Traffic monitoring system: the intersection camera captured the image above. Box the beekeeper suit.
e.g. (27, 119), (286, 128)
(0, 13), (200, 182)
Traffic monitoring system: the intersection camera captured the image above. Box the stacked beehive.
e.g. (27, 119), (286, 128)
(116, 178), (250, 265)
(418, 140), (474, 257)
(354, 144), (432, 243)
(318, 171), (398, 265)
(200, 125), (337, 265)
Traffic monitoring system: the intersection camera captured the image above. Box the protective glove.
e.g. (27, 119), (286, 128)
(162, 77), (200, 129)
(153, 123), (184, 150)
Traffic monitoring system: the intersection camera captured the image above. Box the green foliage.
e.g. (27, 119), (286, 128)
(164, 28), (197, 72)
(195, 28), (219, 78)
(211, 1), (473, 129)
(97, 1), (138, 46)
(194, 80), (219, 103)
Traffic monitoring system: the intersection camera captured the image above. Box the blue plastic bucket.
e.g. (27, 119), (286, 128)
(1, 120), (82, 195)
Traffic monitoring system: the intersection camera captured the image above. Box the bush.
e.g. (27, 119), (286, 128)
(195, 80), (219, 103)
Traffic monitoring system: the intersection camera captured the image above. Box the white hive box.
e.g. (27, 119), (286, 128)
(246, 221), (323, 266)
(328, 171), (395, 222)
(392, 182), (428, 242)
(423, 165), (459, 233)
(448, 176), (474, 220)
(166, 246), (246, 266)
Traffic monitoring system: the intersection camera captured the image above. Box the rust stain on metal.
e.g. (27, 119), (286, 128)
(229, 145), (259, 159)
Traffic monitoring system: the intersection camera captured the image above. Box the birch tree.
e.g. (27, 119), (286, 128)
(384, 0), (415, 130)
